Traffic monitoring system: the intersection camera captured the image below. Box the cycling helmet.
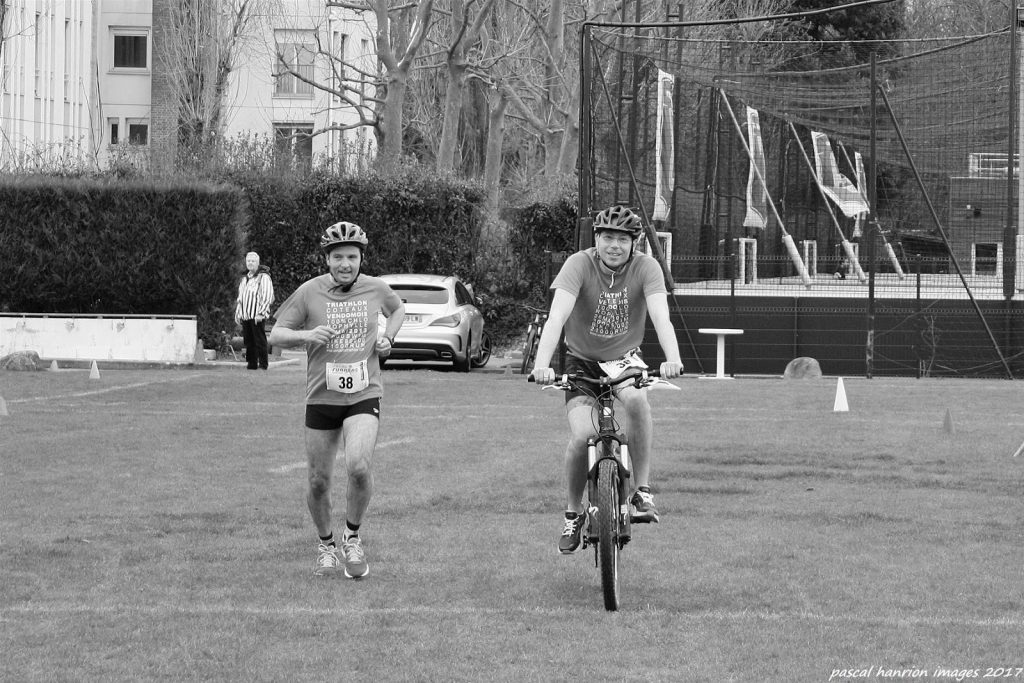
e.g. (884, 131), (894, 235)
(592, 206), (643, 239)
(320, 221), (368, 253)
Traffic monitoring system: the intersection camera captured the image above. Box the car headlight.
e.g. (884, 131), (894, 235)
(429, 313), (462, 328)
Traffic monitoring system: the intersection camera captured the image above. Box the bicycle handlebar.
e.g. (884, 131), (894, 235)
(527, 368), (663, 390)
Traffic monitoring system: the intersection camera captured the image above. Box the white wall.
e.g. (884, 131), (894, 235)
(0, 314), (199, 363)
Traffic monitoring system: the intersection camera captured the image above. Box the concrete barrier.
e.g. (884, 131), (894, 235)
(0, 314), (200, 364)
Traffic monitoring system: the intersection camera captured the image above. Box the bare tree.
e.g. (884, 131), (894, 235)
(156, 0), (265, 158)
(432, 0), (496, 172)
(283, 0), (437, 159)
(0, 0), (8, 63)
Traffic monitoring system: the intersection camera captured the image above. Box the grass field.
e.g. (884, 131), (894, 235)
(1, 362), (1022, 682)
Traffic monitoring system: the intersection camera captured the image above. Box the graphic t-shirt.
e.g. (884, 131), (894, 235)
(550, 248), (667, 362)
(273, 274), (403, 405)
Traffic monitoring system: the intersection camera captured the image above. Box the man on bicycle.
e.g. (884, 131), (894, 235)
(530, 205), (684, 554)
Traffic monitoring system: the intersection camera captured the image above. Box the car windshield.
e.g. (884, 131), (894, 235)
(389, 285), (449, 305)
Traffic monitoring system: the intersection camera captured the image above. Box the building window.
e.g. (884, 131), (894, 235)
(127, 119), (149, 145)
(274, 30), (315, 97)
(274, 124), (314, 170)
(113, 32), (148, 70)
(109, 118), (120, 145)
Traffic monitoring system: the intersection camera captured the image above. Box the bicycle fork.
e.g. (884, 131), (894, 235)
(584, 435), (633, 553)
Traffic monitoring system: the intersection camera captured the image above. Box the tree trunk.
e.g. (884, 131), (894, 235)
(483, 91), (508, 215)
(436, 59), (466, 173)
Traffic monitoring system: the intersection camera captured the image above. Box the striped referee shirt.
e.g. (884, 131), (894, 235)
(236, 269), (274, 321)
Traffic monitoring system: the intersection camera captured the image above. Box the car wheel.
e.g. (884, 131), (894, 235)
(471, 331), (492, 368)
(454, 334), (472, 372)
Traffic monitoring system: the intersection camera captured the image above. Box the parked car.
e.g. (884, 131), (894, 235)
(379, 274), (491, 372)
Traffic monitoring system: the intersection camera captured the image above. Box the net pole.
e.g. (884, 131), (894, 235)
(719, 91), (812, 289)
(787, 122), (867, 283)
(876, 84), (1015, 380)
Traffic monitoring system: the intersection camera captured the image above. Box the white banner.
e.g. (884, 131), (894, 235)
(812, 132), (869, 217)
(653, 70), (675, 222)
(852, 150), (868, 238)
(743, 107), (767, 230)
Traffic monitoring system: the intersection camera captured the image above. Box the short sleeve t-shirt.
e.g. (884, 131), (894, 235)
(273, 273), (403, 405)
(550, 248), (667, 362)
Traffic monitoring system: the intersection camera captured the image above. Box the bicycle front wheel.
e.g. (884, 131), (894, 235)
(520, 324), (539, 375)
(595, 456), (621, 611)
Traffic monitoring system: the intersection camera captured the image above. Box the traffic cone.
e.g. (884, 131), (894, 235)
(833, 377), (849, 412)
(943, 407), (954, 434)
(0, 395), (8, 416)
(89, 360), (101, 380)
(49, 359), (59, 371)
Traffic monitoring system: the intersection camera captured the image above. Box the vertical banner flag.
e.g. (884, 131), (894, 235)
(652, 69), (675, 222)
(743, 107), (767, 230)
(812, 132), (870, 217)
(852, 150), (868, 238)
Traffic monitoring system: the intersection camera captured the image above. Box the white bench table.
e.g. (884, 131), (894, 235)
(698, 328), (744, 379)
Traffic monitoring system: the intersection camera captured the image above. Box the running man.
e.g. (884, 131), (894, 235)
(529, 205), (684, 554)
(269, 222), (405, 578)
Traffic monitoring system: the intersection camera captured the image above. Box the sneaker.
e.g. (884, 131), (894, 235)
(630, 489), (660, 523)
(313, 542), (342, 576)
(558, 511), (587, 554)
(341, 535), (369, 579)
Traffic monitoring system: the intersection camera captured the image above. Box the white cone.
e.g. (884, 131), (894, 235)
(89, 360), (101, 380)
(0, 395), (8, 416)
(49, 359), (59, 371)
(833, 377), (849, 412)
(943, 408), (954, 434)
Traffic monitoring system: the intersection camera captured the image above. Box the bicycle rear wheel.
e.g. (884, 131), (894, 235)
(595, 456), (621, 611)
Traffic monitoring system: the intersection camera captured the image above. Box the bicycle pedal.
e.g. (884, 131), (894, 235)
(629, 514), (658, 524)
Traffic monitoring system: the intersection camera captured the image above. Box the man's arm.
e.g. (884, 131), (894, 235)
(269, 324), (336, 349)
(529, 288), (577, 384)
(375, 302), (406, 357)
(646, 292), (684, 378)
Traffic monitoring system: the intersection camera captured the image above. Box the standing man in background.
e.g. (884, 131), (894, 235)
(235, 251), (274, 370)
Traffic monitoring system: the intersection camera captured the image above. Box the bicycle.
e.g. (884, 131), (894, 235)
(530, 367), (677, 611)
(520, 305), (548, 375)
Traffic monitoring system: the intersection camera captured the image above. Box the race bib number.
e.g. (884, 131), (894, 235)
(598, 349), (648, 378)
(325, 360), (369, 394)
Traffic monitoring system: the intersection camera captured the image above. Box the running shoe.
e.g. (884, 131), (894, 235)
(341, 535), (369, 579)
(558, 511), (587, 554)
(630, 489), (660, 523)
(313, 542), (342, 576)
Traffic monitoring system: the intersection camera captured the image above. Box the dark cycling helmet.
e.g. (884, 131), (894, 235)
(593, 205), (643, 239)
(320, 221), (369, 253)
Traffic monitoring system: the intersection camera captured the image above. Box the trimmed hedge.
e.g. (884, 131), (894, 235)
(0, 176), (245, 348)
(0, 169), (576, 352)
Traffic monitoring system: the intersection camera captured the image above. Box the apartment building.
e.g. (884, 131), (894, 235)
(1, 0), (377, 170)
(1, 0), (97, 165)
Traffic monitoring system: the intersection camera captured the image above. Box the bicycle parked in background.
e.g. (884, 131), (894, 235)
(530, 367), (677, 611)
(520, 305), (548, 375)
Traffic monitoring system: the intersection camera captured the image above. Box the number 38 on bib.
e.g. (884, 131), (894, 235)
(325, 360), (369, 393)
